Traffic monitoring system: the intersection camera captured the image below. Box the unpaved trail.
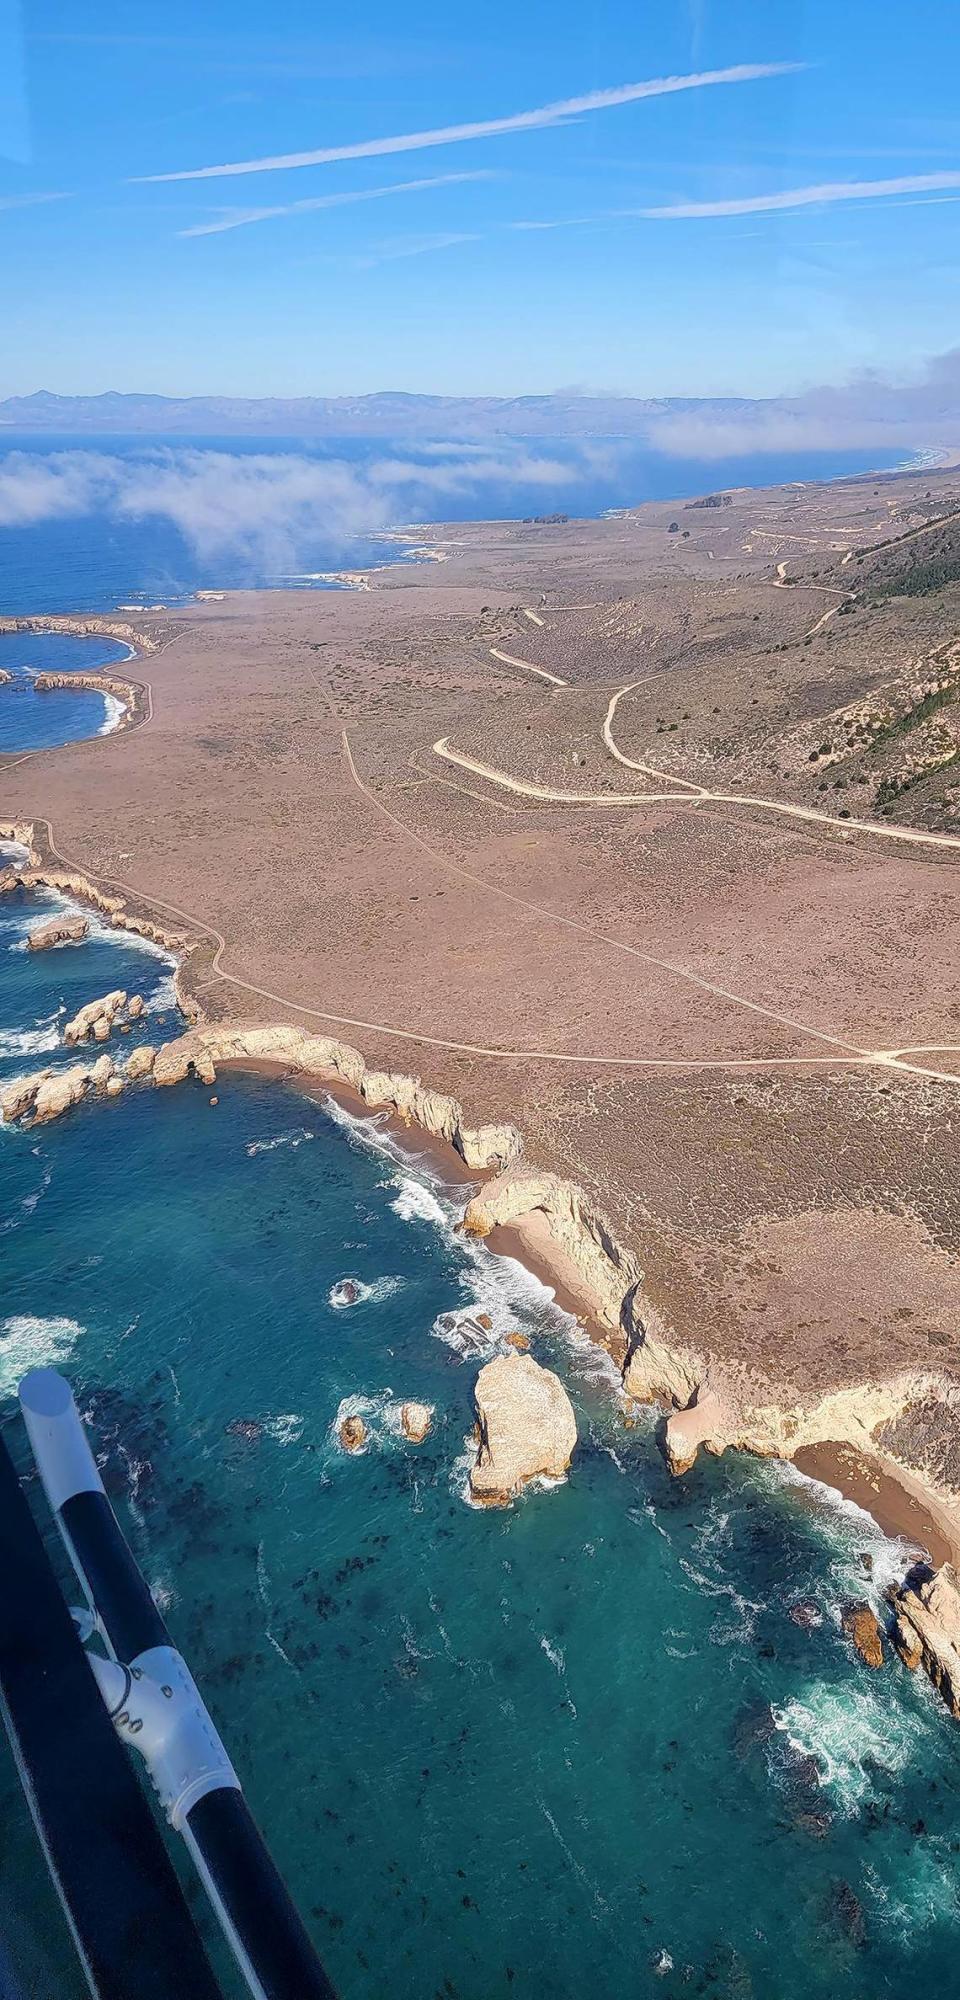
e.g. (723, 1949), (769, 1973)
(598, 682), (960, 854)
(489, 646), (567, 688)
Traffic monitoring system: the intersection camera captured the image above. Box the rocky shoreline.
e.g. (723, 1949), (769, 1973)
(0, 612), (168, 654)
(28, 669), (146, 731)
(4, 815), (960, 1717)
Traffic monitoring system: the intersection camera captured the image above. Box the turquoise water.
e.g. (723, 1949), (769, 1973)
(0, 633), (130, 753)
(3, 860), (960, 1997)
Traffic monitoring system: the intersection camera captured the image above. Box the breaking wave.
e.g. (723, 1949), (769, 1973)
(98, 693), (126, 736)
(0, 1022), (60, 1059)
(264, 1413), (305, 1446)
(0, 1314), (83, 1396)
(772, 1681), (932, 1815)
(328, 1275), (404, 1310)
(247, 1127), (315, 1158)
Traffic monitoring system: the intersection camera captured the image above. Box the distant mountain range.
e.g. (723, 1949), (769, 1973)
(0, 389), (759, 438)
(2, 376), (957, 458)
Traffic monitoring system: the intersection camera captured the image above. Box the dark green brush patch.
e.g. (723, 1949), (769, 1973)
(859, 516), (960, 601)
(865, 680), (959, 757)
(874, 747), (960, 811)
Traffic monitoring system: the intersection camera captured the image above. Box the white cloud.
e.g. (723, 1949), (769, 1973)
(180, 169), (495, 237)
(136, 63), (800, 182)
(0, 444), (594, 575)
(639, 170), (960, 218)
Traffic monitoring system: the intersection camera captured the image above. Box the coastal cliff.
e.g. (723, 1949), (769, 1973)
(150, 1022), (522, 1171)
(0, 613), (165, 653)
(4, 817), (960, 1645)
(30, 670), (145, 729)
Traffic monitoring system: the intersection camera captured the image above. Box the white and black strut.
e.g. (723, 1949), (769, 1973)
(3, 1367), (338, 2000)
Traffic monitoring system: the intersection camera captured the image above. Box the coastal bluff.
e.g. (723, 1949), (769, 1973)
(891, 1564), (960, 1716)
(149, 1022), (522, 1171)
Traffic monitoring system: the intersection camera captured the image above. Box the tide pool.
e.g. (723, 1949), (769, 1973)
(1, 872), (960, 1998)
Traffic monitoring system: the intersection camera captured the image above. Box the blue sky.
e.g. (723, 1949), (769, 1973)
(2, 0), (959, 397)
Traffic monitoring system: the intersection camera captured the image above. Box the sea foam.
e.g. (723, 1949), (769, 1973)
(772, 1680), (932, 1816)
(0, 1314), (83, 1396)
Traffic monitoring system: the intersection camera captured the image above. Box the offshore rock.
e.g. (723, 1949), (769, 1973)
(400, 1402), (433, 1444)
(127, 994), (145, 1019)
(339, 1415), (367, 1453)
(125, 1044), (157, 1081)
(32, 1065), (93, 1125)
(841, 1602), (885, 1669)
(0, 1072), (47, 1122)
(27, 915), (88, 951)
(64, 990), (127, 1045)
(890, 1564), (960, 1715)
(0, 866), (22, 896)
(470, 1352), (577, 1505)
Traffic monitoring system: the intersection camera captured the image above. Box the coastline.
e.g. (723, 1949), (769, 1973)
(795, 1441), (960, 1569)
(6, 458), (960, 1627)
(4, 823), (960, 1584)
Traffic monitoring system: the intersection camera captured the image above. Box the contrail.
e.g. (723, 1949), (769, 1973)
(179, 170), (495, 237)
(135, 63), (801, 183)
(639, 170), (960, 217)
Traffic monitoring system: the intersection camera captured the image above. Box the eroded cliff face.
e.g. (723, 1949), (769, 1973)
(0, 614), (163, 653)
(3, 822), (959, 1572)
(151, 1022), (523, 1171)
(30, 671), (144, 728)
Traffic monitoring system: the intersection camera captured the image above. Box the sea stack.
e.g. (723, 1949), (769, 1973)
(27, 915), (88, 951)
(339, 1415), (367, 1453)
(400, 1402), (433, 1444)
(470, 1351), (577, 1505)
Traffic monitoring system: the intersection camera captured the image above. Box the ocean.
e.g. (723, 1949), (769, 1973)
(3, 438), (960, 1998)
(0, 431), (905, 614)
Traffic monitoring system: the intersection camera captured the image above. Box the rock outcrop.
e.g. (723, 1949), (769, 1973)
(151, 1023), (521, 1169)
(28, 915), (89, 951)
(890, 1564), (960, 1715)
(339, 1415), (367, 1453)
(470, 1352), (577, 1504)
(0, 613), (161, 653)
(64, 991), (127, 1044)
(841, 1602), (885, 1669)
(400, 1402), (433, 1444)
(32, 671), (140, 728)
(463, 1168), (641, 1331)
(1, 1054), (122, 1126)
(125, 1044), (157, 1081)
(0, 850), (188, 956)
(662, 1388), (724, 1476)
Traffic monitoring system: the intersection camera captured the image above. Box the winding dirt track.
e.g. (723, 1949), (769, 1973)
(438, 669), (960, 854)
(16, 595), (960, 1089)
